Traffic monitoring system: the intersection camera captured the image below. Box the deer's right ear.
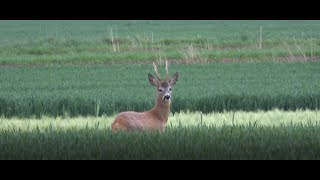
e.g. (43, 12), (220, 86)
(148, 73), (158, 87)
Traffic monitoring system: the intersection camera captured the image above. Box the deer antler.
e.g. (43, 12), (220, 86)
(165, 60), (169, 80)
(153, 62), (161, 80)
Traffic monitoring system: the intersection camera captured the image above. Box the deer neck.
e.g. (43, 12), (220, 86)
(150, 96), (171, 123)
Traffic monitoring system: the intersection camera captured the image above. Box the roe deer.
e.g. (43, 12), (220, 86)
(111, 61), (179, 132)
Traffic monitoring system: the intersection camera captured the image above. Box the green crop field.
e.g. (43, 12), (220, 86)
(1, 110), (320, 160)
(1, 20), (320, 64)
(0, 20), (320, 159)
(0, 62), (319, 118)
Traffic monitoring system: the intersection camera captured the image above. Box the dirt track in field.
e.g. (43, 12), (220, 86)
(0, 56), (318, 67)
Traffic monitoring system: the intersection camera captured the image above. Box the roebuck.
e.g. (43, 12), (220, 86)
(111, 61), (179, 132)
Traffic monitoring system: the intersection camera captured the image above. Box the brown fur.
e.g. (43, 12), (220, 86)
(111, 61), (178, 132)
(111, 96), (170, 132)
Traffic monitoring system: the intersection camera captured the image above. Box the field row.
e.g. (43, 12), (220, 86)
(1, 20), (320, 64)
(0, 62), (319, 117)
(1, 110), (320, 160)
(1, 109), (319, 130)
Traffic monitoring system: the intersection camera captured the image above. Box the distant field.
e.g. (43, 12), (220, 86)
(0, 62), (319, 117)
(0, 20), (320, 64)
(0, 21), (319, 121)
(1, 110), (320, 160)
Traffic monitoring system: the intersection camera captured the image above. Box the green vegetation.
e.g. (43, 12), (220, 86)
(0, 62), (319, 118)
(1, 110), (320, 160)
(1, 20), (320, 65)
(1, 20), (320, 160)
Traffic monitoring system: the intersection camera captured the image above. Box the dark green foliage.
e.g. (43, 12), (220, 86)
(1, 124), (320, 160)
(172, 94), (320, 113)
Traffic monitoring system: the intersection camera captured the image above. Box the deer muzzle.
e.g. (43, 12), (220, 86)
(164, 95), (171, 101)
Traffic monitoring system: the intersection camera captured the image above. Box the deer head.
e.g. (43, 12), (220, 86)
(148, 61), (179, 102)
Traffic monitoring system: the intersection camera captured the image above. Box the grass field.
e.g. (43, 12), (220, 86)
(0, 62), (319, 118)
(1, 20), (320, 160)
(1, 110), (320, 160)
(1, 20), (320, 64)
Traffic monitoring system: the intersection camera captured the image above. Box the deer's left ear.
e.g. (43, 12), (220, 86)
(148, 73), (158, 87)
(169, 72), (179, 86)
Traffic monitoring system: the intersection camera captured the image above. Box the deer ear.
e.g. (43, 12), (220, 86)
(169, 72), (179, 86)
(148, 73), (158, 86)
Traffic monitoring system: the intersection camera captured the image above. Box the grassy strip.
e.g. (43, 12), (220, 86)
(1, 20), (320, 64)
(0, 110), (319, 160)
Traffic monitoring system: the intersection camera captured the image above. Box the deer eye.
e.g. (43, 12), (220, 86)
(159, 89), (163, 92)
(169, 88), (172, 91)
